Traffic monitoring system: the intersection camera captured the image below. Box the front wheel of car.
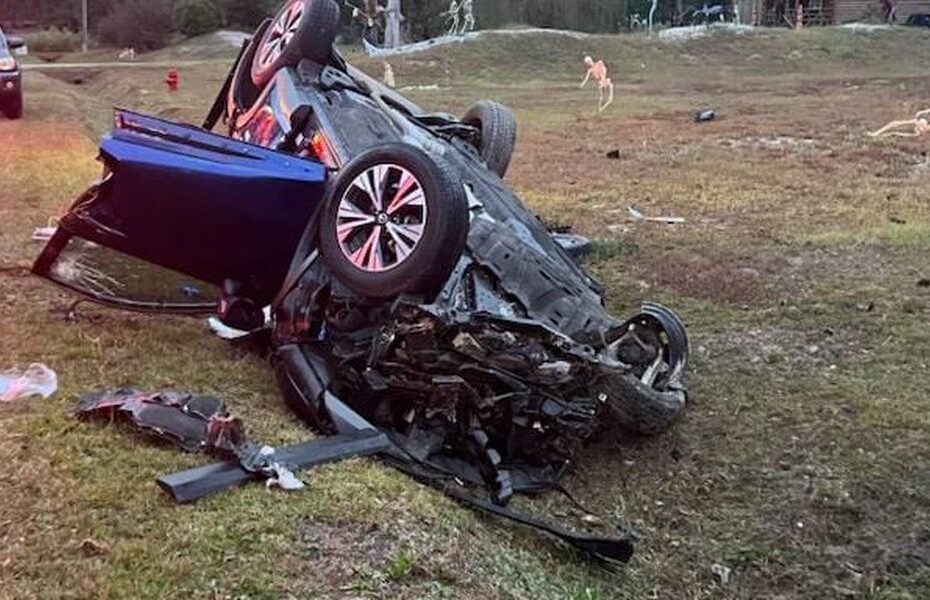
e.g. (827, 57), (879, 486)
(462, 100), (517, 179)
(319, 144), (469, 300)
(251, 0), (340, 87)
(3, 98), (22, 120)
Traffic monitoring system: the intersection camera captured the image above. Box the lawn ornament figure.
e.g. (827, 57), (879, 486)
(445, 0), (475, 36)
(581, 56), (615, 113)
(869, 109), (930, 138)
(795, 2), (804, 29)
(165, 67), (179, 93)
(881, 0), (898, 23)
(460, 0), (476, 34)
(444, 0), (462, 36)
(383, 61), (396, 88)
(352, 0), (385, 44)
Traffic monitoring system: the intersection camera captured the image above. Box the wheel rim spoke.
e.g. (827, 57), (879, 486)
(386, 171), (422, 215)
(386, 223), (419, 261)
(350, 227), (383, 271)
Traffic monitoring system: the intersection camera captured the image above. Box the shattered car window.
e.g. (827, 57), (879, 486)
(48, 238), (220, 307)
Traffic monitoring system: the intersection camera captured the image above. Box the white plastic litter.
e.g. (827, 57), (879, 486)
(207, 317), (250, 340)
(265, 463), (306, 491)
(628, 206), (686, 225)
(207, 307), (271, 340)
(32, 218), (59, 243)
(0, 363), (58, 402)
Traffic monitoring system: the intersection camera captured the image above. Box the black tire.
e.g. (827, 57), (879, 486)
(319, 144), (469, 300)
(251, 0), (340, 87)
(462, 100), (517, 178)
(3, 96), (22, 120)
(597, 374), (687, 435)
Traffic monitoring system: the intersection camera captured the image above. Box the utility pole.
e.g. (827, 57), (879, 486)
(82, 0), (89, 53)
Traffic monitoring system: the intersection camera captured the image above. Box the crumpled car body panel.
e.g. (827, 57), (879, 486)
(33, 111), (327, 309)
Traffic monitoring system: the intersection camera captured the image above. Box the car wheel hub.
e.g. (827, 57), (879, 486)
(337, 164), (427, 273)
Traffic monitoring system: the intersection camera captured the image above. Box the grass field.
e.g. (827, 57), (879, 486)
(2, 26), (929, 599)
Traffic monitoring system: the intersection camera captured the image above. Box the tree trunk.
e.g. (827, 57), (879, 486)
(384, 0), (403, 48)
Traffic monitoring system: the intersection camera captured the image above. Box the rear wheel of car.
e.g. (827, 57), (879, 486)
(462, 100), (517, 178)
(251, 0), (340, 87)
(319, 144), (469, 300)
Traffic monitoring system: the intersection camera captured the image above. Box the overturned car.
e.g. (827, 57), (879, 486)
(33, 0), (689, 560)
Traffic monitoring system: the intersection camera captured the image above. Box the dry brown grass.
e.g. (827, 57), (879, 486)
(1, 27), (929, 599)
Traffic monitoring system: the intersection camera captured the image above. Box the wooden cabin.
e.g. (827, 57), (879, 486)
(740, 0), (930, 25)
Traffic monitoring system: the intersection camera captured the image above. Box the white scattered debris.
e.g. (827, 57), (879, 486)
(364, 27), (589, 57)
(265, 463), (305, 491)
(399, 84), (441, 92)
(483, 27), (590, 40)
(32, 226), (57, 243)
(837, 23), (890, 32)
(208, 307), (271, 340)
(628, 206), (686, 225)
(208, 317), (248, 340)
(364, 34), (476, 57)
(659, 23), (755, 42)
(0, 363), (58, 402)
(711, 563), (732, 585)
(32, 218), (59, 243)
(213, 30), (252, 47)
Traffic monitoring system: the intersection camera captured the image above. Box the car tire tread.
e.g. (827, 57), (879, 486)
(463, 100), (517, 178)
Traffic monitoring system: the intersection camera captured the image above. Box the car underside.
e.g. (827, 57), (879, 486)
(32, 0), (691, 560)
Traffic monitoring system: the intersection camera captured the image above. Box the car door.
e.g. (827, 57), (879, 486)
(33, 110), (328, 312)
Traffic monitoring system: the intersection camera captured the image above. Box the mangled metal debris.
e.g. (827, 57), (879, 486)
(74, 389), (388, 500)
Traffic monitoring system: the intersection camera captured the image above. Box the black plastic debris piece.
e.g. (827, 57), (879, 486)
(552, 233), (593, 261)
(606, 149), (621, 159)
(918, 278), (930, 288)
(158, 430), (389, 503)
(694, 109), (716, 123)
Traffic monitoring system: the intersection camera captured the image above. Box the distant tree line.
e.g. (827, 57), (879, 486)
(1, 0), (713, 50)
(1, 0), (278, 33)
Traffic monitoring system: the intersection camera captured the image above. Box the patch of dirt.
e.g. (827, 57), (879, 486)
(43, 68), (104, 88)
(697, 325), (873, 374)
(296, 519), (398, 589)
(629, 242), (928, 308)
(719, 135), (825, 156)
(630, 247), (794, 305)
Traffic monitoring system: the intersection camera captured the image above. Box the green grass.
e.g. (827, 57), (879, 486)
(2, 26), (930, 599)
